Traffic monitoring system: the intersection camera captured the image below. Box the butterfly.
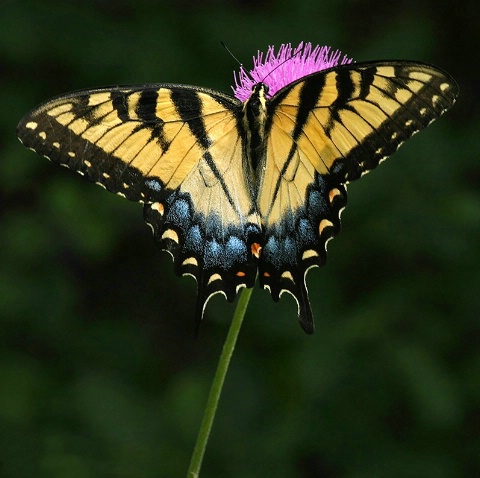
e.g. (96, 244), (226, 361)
(17, 59), (458, 333)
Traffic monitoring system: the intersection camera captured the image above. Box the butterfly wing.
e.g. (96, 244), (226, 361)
(258, 61), (459, 333)
(17, 85), (263, 326)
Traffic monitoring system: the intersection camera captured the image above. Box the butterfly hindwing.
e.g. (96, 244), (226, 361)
(141, 88), (263, 322)
(17, 85), (263, 326)
(257, 61), (458, 333)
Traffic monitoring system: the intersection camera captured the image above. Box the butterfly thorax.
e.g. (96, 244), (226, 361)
(242, 83), (269, 175)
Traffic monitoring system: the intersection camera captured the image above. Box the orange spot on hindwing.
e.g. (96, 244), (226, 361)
(251, 242), (262, 259)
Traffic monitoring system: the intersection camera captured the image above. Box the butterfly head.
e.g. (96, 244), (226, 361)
(252, 82), (269, 96)
(248, 83), (269, 108)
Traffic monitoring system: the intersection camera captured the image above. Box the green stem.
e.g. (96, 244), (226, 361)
(187, 286), (253, 478)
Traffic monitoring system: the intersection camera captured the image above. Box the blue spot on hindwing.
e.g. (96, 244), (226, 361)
(198, 235), (248, 270)
(184, 225), (203, 254)
(307, 189), (327, 217)
(330, 161), (344, 176)
(282, 237), (297, 264)
(204, 214), (222, 237)
(263, 236), (281, 269)
(264, 233), (297, 269)
(167, 198), (191, 230)
(298, 218), (316, 247)
(245, 222), (262, 237)
(204, 239), (223, 269)
(145, 178), (162, 192)
(225, 236), (247, 266)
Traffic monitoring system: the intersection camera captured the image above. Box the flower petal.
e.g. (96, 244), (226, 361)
(233, 42), (353, 101)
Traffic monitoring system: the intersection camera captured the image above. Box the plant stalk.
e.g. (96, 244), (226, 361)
(187, 286), (253, 478)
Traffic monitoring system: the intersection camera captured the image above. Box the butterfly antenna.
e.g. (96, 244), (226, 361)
(221, 41), (258, 87)
(220, 41), (243, 68)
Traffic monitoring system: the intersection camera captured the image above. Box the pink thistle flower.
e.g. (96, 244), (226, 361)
(232, 42), (353, 102)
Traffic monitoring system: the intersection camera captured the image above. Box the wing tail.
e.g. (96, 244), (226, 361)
(296, 279), (315, 334)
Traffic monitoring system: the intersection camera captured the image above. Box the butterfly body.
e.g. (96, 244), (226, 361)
(243, 83), (269, 173)
(17, 61), (458, 333)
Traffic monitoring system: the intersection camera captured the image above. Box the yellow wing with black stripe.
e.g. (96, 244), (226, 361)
(257, 61), (458, 333)
(17, 85), (262, 325)
(17, 60), (458, 334)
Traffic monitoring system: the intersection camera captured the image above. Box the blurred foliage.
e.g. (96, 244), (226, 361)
(1, 0), (479, 477)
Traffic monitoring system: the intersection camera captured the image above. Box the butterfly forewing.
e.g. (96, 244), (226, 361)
(17, 86), (232, 199)
(257, 61), (458, 333)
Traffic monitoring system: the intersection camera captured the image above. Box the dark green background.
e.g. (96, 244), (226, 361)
(1, 1), (478, 477)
